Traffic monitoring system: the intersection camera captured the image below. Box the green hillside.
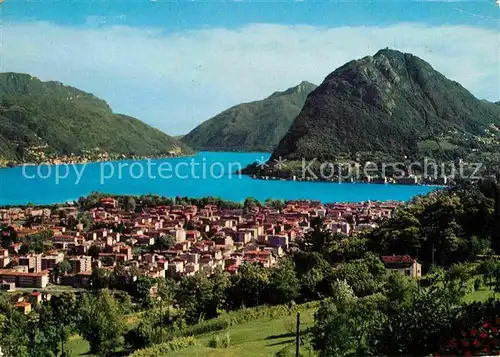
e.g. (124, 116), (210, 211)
(67, 304), (317, 357)
(167, 309), (315, 357)
(181, 81), (317, 152)
(0, 73), (192, 162)
(269, 49), (500, 162)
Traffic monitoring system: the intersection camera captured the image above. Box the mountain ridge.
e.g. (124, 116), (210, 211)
(269, 49), (500, 162)
(0, 72), (192, 163)
(181, 81), (317, 152)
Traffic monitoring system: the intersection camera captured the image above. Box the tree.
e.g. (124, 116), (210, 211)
(128, 304), (185, 349)
(478, 258), (499, 286)
(185, 220), (196, 230)
(468, 235), (492, 260)
(132, 276), (154, 308)
(176, 273), (216, 324)
(329, 236), (368, 262)
(243, 197), (259, 212)
(293, 251), (334, 299)
(209, 270), (231, 314)
(373, 286), (461, 356)
(19, 230), (53, 254)
(89, 267), (110, 290)
(0, 303), (62, 357)
(445, 263), (472, 293)
(299, 217), (334, 253)
(329, 279), (357, 305)
(230, 263), (270, 308)
(494, 265), (500, 297)
(100, 255), (114, 267)
(474, 276), (482, 291)
(264, 198), (285, 210)
(0, 309), (30, 357)
(88, 245), (101, 259)
(109, 264), (134, 291)
(47, 292), (77, 356)
(333, 257), (385, 297)
(383, 271), (418, 306)
(312, 294), (387, 357)
(268, 259), (300, 305)
(78, 290), (125, 357)
(368, 187), (496, 266)
(0, 225), (18, 248)
(76, 212), (92, 231)
(153, 235), (176, 251)
(370, 209), (421, 258)
(53, 260), (72, 282)
(156, 277), (176, 307)
(126, 197), (137, 212)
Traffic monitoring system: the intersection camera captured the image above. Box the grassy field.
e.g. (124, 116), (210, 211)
(463, 281), (496, 303)
(167, 308), (317, 357)
(66, 335), (90, 356)
(68, 307), (317, 357)
(66, 270), (496, 357)
(9, 284), (86, 296)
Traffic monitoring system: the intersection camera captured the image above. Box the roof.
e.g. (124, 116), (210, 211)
(15, 302), (31, 307)
(382, 255), (416, 264)
(245, 250), (271, 256)
(101, 198), (116, 202)
(225, 264), (239, 271)
(0, 269), (49, 277)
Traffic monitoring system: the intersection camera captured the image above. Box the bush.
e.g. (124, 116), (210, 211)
(276, 345), (296, 357)
(222, 332), (231, 348)
(129, 336), (196, 357)
(207, 334), (220, 348)
(275, 343), (316, 357)
(208, 332), (231, 349)
(474, 276), (483, 291)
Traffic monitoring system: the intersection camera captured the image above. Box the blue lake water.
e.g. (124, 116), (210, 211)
(0, 152), (438, 206)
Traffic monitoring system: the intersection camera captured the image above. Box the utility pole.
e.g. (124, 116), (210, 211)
(295, 312), (300, 357)
(432, 243), (435, 266)
(159, 296), (163, 344)
(61, 323), (65, 356)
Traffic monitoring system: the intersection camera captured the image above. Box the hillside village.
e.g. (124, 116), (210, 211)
(0, 196), (412, 304)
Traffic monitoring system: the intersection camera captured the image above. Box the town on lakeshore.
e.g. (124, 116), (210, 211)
(2, 1), (500, 356)
(0, 195), (414, 295)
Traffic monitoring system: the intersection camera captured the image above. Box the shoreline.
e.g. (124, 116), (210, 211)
(0, 185), (442, 209)
(0, 152), (197, 169)
(246, 173), (450, 187)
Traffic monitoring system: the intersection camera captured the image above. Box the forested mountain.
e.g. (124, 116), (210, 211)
(181, 81), (317, 152)
(0, 73), (192, 162)
(269, 49), (500, 162)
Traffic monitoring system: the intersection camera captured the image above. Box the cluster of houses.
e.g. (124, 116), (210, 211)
(0, 197), (422, 298)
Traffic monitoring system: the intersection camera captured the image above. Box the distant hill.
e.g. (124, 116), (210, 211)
(269, 49), (500, 162)
(0, 73), (192, 162)
(181, 81), (317, 152)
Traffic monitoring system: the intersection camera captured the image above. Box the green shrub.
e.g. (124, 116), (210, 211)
(207, 332), (231, 349)
(222, 332), (231, 348)
(276, 345), (296, 357)
(129, 336), (196, 357)
(474, 276), (483, 291)
(275, 339), (316, 357)
(208, 334), (221, 348)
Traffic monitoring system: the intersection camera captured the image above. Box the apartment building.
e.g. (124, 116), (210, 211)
(41, 252), (64, 270)
(0, 269), (49, 288)
(19, 253), (43, 273)
(69, 256), (92, 274)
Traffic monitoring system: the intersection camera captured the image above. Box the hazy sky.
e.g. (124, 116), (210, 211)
(1, 1), (499, 135)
